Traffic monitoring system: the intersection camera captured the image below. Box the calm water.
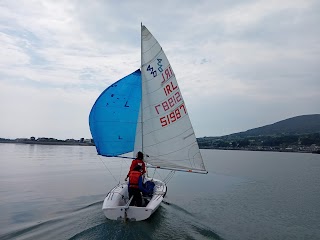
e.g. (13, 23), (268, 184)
(0, 143), (320, 240)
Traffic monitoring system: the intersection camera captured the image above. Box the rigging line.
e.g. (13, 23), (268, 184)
(166, 171), (176, 183)
(98, 155), (118, 184)
(164, 170), (175, 184)
(163, 171), (171, 182)
(152, 168), (156, 179)
(163, 170), (174, 182)
(141, 25), (144, 153)
(166, 173), (175, 184)
(118, 158), (124, 184)
(153, 168), (165, 181)
(146, 165), (149, 178)
(165, 171), (173, 181)
(165, 173), (171, 183)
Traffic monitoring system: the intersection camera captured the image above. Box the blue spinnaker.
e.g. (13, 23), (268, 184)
(89, 70), (141, 157)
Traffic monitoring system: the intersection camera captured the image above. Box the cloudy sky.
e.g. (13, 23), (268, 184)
(0, 0), (319, 140)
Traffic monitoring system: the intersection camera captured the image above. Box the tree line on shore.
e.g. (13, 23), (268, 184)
(0, 137), (94, 146)
(198, 133), (320, 153)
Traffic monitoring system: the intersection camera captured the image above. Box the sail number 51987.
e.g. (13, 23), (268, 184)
(160, 104), (187, 127)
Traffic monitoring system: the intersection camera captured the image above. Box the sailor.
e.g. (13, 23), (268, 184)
(125, 151), (146, 181)
(128, 165), (150, 207)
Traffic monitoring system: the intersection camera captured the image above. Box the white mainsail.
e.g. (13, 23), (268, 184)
(134, 25), (206, 174)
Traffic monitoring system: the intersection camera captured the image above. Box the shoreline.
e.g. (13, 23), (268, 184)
(0, 140), (94, 146)
(200, 146), (320, 154)
(1, 141), (318, 153)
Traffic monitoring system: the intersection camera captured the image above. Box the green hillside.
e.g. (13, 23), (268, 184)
(198, 114), (320, 153)
(229, 114), (320, 137)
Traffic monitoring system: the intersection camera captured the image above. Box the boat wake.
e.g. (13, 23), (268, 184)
(0, 198), (222, 240)
(0, 198), (105, 240)
(160, 202), (223, 240)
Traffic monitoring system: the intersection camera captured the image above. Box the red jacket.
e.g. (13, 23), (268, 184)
(128, 170), (150, 194)
(128, 159), (146, 175)
(128, 170), (141, 188)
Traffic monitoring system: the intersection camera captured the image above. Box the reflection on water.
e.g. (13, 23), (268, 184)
(0, 143), (320, 239)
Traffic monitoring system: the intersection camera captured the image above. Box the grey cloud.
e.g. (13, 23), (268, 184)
(1, 0), (319, 138)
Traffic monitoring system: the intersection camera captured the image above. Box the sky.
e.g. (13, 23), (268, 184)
(0, 0), (319, 140)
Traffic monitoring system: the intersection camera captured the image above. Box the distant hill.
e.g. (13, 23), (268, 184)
(197, 114), (320, 152)
(229, 114), (320, 137)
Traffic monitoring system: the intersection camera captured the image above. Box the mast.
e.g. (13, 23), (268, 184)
(140, 23), (144, 152)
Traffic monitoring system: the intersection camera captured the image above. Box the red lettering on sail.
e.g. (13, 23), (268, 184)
(155, 104), (161, 114)
(165, 85), (172, 96)
(164, 81), (178, 96)
(159, 103), (188, 127)
(162, 101), (169, 111)
(161, 65), (174, 84)
(154, 90), (183, 115)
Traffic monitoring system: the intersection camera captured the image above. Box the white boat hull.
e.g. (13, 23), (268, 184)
(102, 177), (167, 221)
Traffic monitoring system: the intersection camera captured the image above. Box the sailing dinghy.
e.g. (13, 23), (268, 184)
(89, 24), (207, 221)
